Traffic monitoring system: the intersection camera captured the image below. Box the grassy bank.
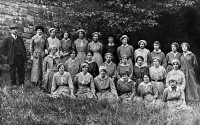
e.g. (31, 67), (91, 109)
(0, 73), (200, 125)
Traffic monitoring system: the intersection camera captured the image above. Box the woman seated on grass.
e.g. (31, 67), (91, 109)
(116, 71), (137, 103)
(74, 62), (96, 99)
(137, 74), (164, 109)
(94, 66), (119, 102)
(163, 76), (193, 113)
(51, 63), (75, 98)
(117, 54), (133, 80)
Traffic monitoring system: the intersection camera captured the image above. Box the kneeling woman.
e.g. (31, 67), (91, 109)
(51, 63), (75, 98)
(137, 74), (164, 108)
(94, 66), (119, 102)
(163, 76), (193, 113)
(74, 62), (96, 98)
(116, 71), (137, 103)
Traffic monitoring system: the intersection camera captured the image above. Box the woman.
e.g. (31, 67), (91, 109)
(150, 41), (166, 66)
(149, 57), (166, 98)
(166, 59), (186, 91)
(30, 25), (47, 87)
(180, 42), (199, 101)
(85, 50), (99, 78)
(74, 62), (96, 98)
(116, 71), (136, 103)
(132, 56), (149, 88)
(88, 32), (103, 66)
(117, 55), (133, 80)
(134, 40), (151, 67)
(165, 42), (181, 73)
(65, 49), (81, 82)
(74, 29), (88, 64)
(47, 28), (61, 56)
(42, 46), (60, 93)
(94, 66), (119, 102)
(117, 35), (134, 68)
(163, 76), (193, 112)
(60, 31), (74, 63)
(51, 63), (75, 98)
(138, 74), (164, 108)
(101, 53), (117, 80)
(103, 36), (118, 64)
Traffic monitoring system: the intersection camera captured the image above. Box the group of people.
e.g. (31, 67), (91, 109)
(1, 24), (199, 112)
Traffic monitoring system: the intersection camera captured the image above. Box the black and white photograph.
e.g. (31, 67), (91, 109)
(0, 0), (200, 124)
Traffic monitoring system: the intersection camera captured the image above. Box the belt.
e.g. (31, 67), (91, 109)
(98, 88), (110, 93)
(152, 79), (163, 82)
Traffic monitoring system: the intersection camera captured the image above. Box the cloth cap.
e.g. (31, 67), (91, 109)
(81, 62), (89, 69)
(48, 28), (56, 33)
(76, 29), (86, 34)
(120, 35), (129, 41)
(9, 23), (19, 29)
(99, 66), (107, 73)
(152, 56), (161, 61)
(92, 32), (101, 37)
(138, 40), (147, 46)
(168, 76), (178, 83)
(105, 52), (113, 57)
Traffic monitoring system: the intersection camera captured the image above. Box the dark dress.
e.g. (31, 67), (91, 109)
(104, 44), (118, 63)
(86, 61), (99, 78)
(132, 64), (149, 86)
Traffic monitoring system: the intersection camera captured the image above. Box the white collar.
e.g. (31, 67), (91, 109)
(169, 86), (179, 91)
(86, 60), (94, 64)
(119, 78), (132, 82)
(80, 72), (90, 77)
(105, 61), (113, 65)
(120, 63), (130, 66)
(140, 82), (152, 86)
(58, 71), (67, 76)
(48, 54), (58, 59)
(121, 44), (129, 47)
(153, 49), (161, 53)
(69, 58), (77, 62)
(11, 34), (17, 39)
(135, 63), (146, 68)
(108, 43), (115, 46)
(183, 51), (192, 56)
(99, 75), (108, 80)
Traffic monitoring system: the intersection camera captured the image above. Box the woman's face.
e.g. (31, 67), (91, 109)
(182, 44), (188, 52)
(143, 75), (150, 83)
(122, 38), (128, 45)
(37, 29), (43, 35)
(108, 37), (114, 43)
(93, 34), (99, 41)
(171, 44), (177, 52)
(87, 53), (93, 61)
(170, 80), (177, 88)
(50, 30), (56, 37)
(122, 57), (128, 64)
(100, 69), (106, 76)
(140, 42), (145, 49)
(51, 47), (57, 54)
(154, 44), (160, 50)
(70, 51), (76, 59)
(137, 58), (144, 66)
(122, 74), (128, 81)
(59, 65), (65, 74)
(82, 66), (88, 73)
(173, 63), (179, 70)
(64, 32), (69, 39)
(153, 59), (160, 67)
(78, 32), (84, 38)
(106, 55), (112, 62)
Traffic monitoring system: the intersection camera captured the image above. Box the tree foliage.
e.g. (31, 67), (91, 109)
(21, 0), (196, 36)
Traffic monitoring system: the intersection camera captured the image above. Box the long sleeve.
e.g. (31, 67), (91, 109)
(43, 58), (48, 74)
(94, 62), (99, 77)
(162, 89), (168, 102)
(192, 53), (198, 69)
(165, 73), (170, 88)
(147, 52), (151, 67)
(90, 76), (95, 95)
(30, 38), (34, 55)
(51, 74), (57, 93)
(130, 46), (134, 61)
(164, 54), (169, 69)
(64, 61), (69, 71)
(109, 78), (118, 96)
(67, 73), (74, 90)
(161, 53), (166, 67)
(180, 73), (186, 90)
(117, 47), (121, 59)
(0, 38), (8, 56)
(152, 86), (159, 99)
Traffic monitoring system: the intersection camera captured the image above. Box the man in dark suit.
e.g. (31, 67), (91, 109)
(0, 23), (26, 86)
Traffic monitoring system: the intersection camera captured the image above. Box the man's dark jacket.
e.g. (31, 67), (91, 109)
(0, 35), (27, 65)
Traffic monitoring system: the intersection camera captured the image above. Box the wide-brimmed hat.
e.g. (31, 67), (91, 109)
(9, 24), (19, 29)
(171, 59), (180, 65)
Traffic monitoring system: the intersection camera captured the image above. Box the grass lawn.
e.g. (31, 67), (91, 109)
(0, 72), (200, 125)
